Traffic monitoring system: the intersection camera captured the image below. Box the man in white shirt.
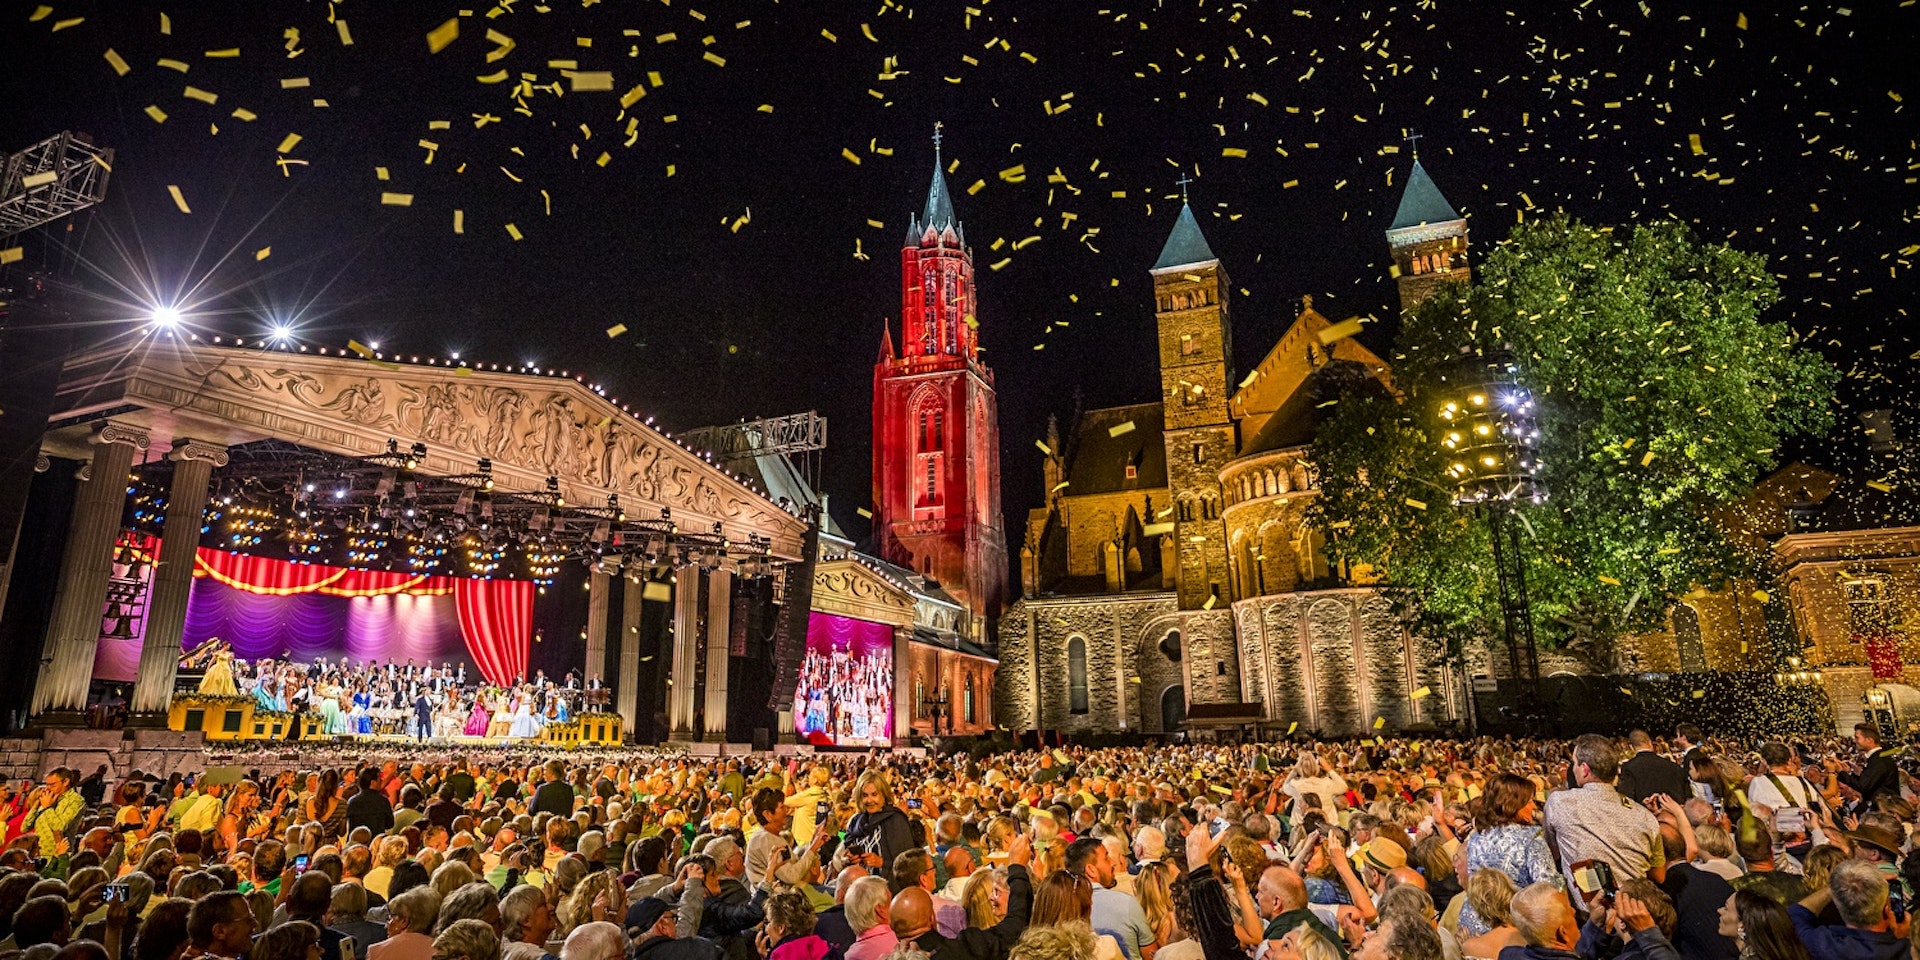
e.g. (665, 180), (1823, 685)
(1746, 740), (1828, 848)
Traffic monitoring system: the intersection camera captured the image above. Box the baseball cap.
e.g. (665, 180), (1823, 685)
(625, 897), (671, 935)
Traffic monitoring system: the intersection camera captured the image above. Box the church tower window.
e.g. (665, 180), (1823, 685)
(1068, 635), (1089, 714)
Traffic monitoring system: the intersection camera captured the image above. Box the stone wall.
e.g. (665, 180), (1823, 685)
(1235, 589), (1459, 737)
(995, 593), (1180, 734)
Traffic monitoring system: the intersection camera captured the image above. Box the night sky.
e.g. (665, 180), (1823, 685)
(5, 0), (1917, 548)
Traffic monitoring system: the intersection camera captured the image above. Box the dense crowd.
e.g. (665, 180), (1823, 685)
(184, 643), (600, 740)
(0, 720), (1917, 960)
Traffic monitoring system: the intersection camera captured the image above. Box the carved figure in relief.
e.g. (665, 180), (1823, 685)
(665, 464), (692, 504)
(321, 378), (389, 426)
(525, 396), (587, 475)
(628, 441), (662, 500)
(420, 384), (463, 444)
(479, 389), (525, 459)
(693, 478), (723, 518)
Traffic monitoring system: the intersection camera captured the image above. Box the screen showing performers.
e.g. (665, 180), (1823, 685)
(793, 613), (894, 747)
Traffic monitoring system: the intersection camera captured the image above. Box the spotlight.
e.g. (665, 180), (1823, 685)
(151, 306), (182, 327)
(270, 324), (294, 341)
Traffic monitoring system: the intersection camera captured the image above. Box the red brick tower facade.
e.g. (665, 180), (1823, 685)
(872, 131), (1008, 640)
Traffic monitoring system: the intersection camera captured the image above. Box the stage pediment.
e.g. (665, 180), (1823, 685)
(44, 339), (806, 558)
(811, 557), (916, 628)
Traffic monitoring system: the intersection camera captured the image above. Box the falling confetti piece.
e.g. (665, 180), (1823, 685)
(1599, 575), (1622, 586)
(166, 184), (190, 213)
(1035, 440), (1053, 455)
(28, 6), (51, 22)
(182, 86), (217, 104)
(1405, 497), (1427, 510)
(505, 223), (523, 241)
(642, 581), (672, 602)
(453, 209), (464, 234)
(606, 323), (628, 338)
(103, 49), (130, 75)
(1751, 589), (1771, 602)
(50, 17), (82, 31)
(1689, 133), (1705, 156)
(426, 18), (459, 53)
(0, 248), (22, 265)
(204, 48), (239, 58)
(855, 507), (873, 518)
(276, 133), (301, 154)
(254, 247), (270, 261)
(1286, 722), (1298, 735)
(380, 192), (413, 206)
(20, 172), (56, 189)
(1373, 716), (1386, 729)
(1108, 421), (1136, 437)
(144, 105), (168, 123)
(1411, 686), (1432, 700)
(335, 19), (353, 46)
(1318, 317), (1364, 345)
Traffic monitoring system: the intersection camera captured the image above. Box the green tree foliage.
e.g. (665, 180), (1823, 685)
(1311, 215), (1838, 652)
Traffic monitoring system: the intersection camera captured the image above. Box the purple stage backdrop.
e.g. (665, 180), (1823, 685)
(92, 578), (478, 682)
(792, 612), (894, 747)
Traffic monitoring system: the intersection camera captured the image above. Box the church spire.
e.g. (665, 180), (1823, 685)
(1386, 150), (1470, 312)
(920, 122), (958, 237)
(1153, 197), (1218, 272)
(1389, 159), (1461, 231)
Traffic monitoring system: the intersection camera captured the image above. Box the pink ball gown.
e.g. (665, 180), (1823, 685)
(462, 697), (491, 736)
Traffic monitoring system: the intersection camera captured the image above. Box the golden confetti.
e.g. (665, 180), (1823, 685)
(426, 18), (460, 52)
(27, 6), (50, 22)
(504, 223), (523, 241)
(276, 132), (301, 154)
(379, 192), (413, 206)
(166, 185), (190, 213)
(642, 582), (672, 602)
(1411, 686), (1432, 700)
(254, 246), (271, 261)
(1108, 421), (1136, 437)
(103, 49), (130, 76)
(183, 86), (217, 104)
(144, 105), (168, 123)
(1318, 317), (1365, 345)
(1405, 497), (1427, 510)
(606, 324), (628, 338)
(0, 248), (22, 265)
(453, 209), (464, 234)
(1035, 440), (1053, 455)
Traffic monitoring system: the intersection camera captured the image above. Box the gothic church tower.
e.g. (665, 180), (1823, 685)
(872, 129), (1008, 640)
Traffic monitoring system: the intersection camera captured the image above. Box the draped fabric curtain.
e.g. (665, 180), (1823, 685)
(176, 547), (530, 685)
(453, 578), (533, 685)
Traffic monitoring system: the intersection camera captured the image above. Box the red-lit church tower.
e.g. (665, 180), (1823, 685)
(872, 128), (1008, 641)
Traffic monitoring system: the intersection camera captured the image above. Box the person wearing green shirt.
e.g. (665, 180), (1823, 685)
(26, 769), (83, 860)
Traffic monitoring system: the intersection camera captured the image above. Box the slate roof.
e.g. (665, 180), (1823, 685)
(1390, 160), (1461, 230)
(1153, 202), (1218, 270)
(1064, 403), (1168, 496)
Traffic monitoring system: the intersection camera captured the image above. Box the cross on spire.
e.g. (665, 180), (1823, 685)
(1176, 173), (1193, 203)
(1404, 128), (1423, 160)
(932, 121), (943, 161)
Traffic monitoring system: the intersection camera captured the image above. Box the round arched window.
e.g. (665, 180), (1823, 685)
(1159, 630), (1183, 663)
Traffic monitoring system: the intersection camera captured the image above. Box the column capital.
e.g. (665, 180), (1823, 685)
(168, 439), (230, 467)
(92, 422), (151, 450)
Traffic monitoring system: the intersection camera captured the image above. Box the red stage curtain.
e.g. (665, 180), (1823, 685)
(454, 579), (533, 686)
(188, 547), (531, 685)
(194, 548), (455, 597)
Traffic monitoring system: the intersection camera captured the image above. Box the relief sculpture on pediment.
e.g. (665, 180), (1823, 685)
(476, 387), (525, 460)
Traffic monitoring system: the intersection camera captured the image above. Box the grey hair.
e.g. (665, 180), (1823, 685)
(500, 884), (547, 943)
(845, 875), (892, 931)
(1510, 883), (1573, 947)
(559, 921), (626, 960)
(436, 882), (501, 935)
(1830, 859), (1891, 927)
(330, 883), (369, 922)
(1378, 883), (1436, 922)
(387, 886), (443, 934)
(432, 918), (500, 960)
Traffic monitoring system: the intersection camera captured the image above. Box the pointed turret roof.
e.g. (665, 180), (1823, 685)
(879, 324), (895, 361)
(1390, 159), (1460, 230)
(922, 157), (957, 234)
(1154, 202), (1217, 270)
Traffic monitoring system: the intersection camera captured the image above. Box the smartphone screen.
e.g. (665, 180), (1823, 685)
(294, 854), (310, 873)
(102, 883), (128, 903)
(907, 798), (921, 810)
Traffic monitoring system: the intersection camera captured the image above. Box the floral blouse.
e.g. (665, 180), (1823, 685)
(1457, 822), (1561, 937)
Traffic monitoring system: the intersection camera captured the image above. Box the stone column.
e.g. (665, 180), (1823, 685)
(701, 568), (732, 742)
(893, 626), (912, 744)
(33, 423), (149, 725)
(667, 566), (700, 739)
(617, 576), (642, 740)
(129, 440), (228, 721)
(584, 566), (611, 687)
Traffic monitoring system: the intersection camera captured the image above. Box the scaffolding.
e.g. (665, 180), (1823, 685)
(1, 132), (113, 239)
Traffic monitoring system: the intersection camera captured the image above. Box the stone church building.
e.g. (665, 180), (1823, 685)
(995, 161), (1474, 738)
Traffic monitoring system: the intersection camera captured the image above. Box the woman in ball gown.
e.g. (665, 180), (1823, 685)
(317, 688), (344, 734)
(463, 690), (492, 737)
(487, 690), (514, 739)
(508, 689), (540, 739)
(194, 639), (239, 696)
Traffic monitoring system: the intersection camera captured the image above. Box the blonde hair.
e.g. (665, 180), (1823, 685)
(1288, 926), (1343, 960)
(559, 871), (626, 938)
(962, 868), (1006, 930)
(855, 771), (896, 810)
(1463, 869), (1517, 930)
(433, 918), (500, 960)
(1009, 920), (1098, 960)
(1134, 861), (1175, 945)
(1694, 824), (1736, 861)
(431, 861), (476, 899)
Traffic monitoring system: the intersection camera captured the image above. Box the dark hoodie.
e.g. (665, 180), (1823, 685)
(844, 806), (915, 873)
(633, 934), (729, 960)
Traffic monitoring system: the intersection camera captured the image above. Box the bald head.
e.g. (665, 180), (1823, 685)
(833, 865), (869, 905)
(890, 888), (934, 939)
(1259, 865), (1308, 914)
(1385, 867), (1427, 892)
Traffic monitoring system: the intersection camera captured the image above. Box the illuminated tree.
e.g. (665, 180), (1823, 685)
(1311, 214), (1838, 657)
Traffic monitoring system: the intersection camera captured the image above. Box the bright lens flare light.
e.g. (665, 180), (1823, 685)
(150, 306), (182, 327)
